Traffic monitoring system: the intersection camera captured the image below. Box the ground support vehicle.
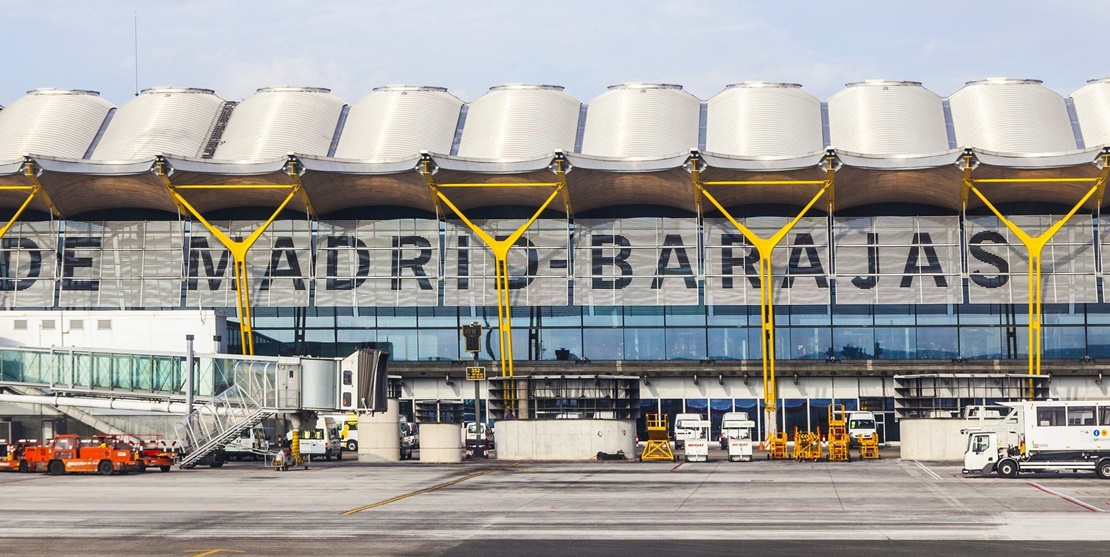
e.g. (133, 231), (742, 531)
(848, 411), (877, 447)
(964, 400), (1110, 479)
(287, 417), (342, 461)
(23, 434), (143, 475)
(681, 420), (711, 462)
(793, 427), (822, 462)
(722, 418), (755, 462)
(640, 414), (676, 461)
(673, 413), (706, 449)
(224, 427), (271, 461)
(766, 431), (789, 460)
(464, 422), (492, 459)
(96, 435), (176, 473)
(858, 433), (880, 459)
(0, 439), (38, 472)
(718, 412), (750, 450)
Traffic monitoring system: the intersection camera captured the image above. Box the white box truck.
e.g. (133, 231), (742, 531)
(963, 400), (1110, 479)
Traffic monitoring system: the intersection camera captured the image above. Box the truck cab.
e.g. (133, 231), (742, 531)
(963, 431), (1003, 475)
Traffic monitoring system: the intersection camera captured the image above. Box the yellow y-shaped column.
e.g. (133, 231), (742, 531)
(157, 159), (314, 355)
(0, 160), (61, 239)
(960, 152), (1110, 397)
(421, 155), (570, 415)
(691, 153), (836, 437)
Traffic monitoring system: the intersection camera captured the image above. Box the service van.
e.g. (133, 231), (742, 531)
(288, 417), (342, 460)
(847, 411), (878, 443)
(225, 427), (270, 461)
(674, 413), (707, 449)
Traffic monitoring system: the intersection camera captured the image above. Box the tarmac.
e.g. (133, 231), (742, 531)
(1, 446), (1109, 556)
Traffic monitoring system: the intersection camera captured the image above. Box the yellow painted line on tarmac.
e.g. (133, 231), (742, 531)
(185, 550), (243, 556)
(342, 462), (519, 515)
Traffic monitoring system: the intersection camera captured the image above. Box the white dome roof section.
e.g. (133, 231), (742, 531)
(949, 78), (1076, 154)
(334, 85), (462, 162)
(705, 82), (822, 158)
(0, 88), (113, 162)
(90, 87), (225, 161)
(213, 86), (345, 161)
(580, 83), (700, 159)
(1070, 78), (1110, 149)
(829, 80), (949, 156)
(456, 84), (580, 161)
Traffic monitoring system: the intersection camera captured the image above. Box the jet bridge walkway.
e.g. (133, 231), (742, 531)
(0, 346), (386, 469)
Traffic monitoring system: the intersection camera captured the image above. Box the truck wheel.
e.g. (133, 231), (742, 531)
(48, 460), (65, 475)
(346, 440), (357, 452)
(337, 450), (343, 461)
(159, 466), (171, 473)
(997, 459), (1018, 478)
(97, 460), (113, 476)
(18, 460), (28, 473)
(1096, 459), (1110, 479)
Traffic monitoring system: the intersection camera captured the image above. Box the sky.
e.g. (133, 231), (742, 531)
(3, 0), (1108, 106)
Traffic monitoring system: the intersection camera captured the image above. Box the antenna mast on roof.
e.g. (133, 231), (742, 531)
(133, 12), (139, 96)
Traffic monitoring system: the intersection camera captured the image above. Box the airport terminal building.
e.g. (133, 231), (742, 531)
(4, 78), (1110, 442)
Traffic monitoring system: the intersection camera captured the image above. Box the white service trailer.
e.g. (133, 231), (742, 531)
(963, 400), (1110, 479)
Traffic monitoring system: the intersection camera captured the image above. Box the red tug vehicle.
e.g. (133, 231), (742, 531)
(20, 434), (144, 475)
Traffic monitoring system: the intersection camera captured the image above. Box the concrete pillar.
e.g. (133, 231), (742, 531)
(420, 423), (462, 463)
(357, 399), (400, 463)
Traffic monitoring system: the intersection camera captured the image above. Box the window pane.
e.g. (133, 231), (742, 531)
(959, 327), (1002, 359)
(666, 328), (705, 360)
(583, 307), (622, 327)
(540, 329), (582, 361)
(708, 328), (748, 360)
(583, 328), (623, 360)
(624, 329), (665, 360)
(833, 327), (875, 359)
(917, 327), (957, 359)
(874, 328), (915, 359)
(1044, 327), (1084, 358)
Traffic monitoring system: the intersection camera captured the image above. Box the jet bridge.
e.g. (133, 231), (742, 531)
(0, 346), (389, 467)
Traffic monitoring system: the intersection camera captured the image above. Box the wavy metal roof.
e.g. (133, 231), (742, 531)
(334, 85), (461, 162)
(456, 84), (580, 161)
(90, 87), (225, 161)
(0, 89), (114, 162)
(949, 78), (1077, 154)
(214, 87), (345, 161)
(580, 83), (700, 159)
(706, 82), (823, 158)
(4, 78), (1110, 216)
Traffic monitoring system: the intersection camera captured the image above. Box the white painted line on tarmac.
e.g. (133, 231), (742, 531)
(913, 460), (942, 480)
(1027, 482), (1105, 512)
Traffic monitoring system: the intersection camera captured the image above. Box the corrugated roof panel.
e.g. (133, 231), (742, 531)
(91, 87), (225, 161)
(214, 86), (345, 161)
(949, 78), (1076, 153)
(0, 88), (114, 161)
(706, 82), (822, 157)
(828, 80), (948, 155)
(580, 83), (700, 159)
(456, 84), (580, 160)
(334, 85), (462, 161)
(1070, 78), (1110, 149)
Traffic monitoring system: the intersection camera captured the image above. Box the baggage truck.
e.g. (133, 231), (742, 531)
(22, 434), (143, 475)
(963, 400), (1110, 478)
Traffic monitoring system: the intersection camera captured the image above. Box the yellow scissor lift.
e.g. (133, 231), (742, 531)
(826, 404), (850, 462)
(640, 413), (676, 461)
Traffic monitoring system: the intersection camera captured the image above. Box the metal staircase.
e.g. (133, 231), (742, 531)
(175, 384), (273, 469)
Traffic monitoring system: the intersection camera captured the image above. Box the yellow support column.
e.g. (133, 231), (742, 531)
(420, 155), (570, 415)
(156, 159), (312, 355)
(0, 160), (61, 239)
(960, 152), (1110, 397)
(691, 153), (836, 439)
